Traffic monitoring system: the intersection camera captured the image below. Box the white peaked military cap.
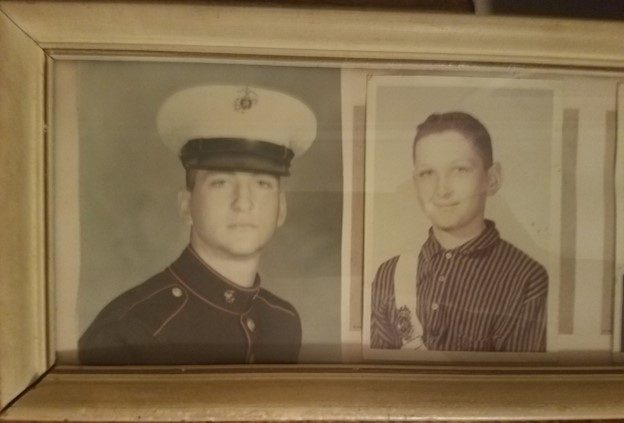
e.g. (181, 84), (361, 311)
(157, 85), (317, 176)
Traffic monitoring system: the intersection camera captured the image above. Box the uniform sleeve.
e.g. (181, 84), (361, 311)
(78, 317), (154, 364)
(277, 305), (302, 364)
(370, 258), (402, 349)
(498, 265), (548, 352)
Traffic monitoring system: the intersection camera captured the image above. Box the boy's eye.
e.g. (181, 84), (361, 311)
(453, 166), (471, 174)
(417, 169), (434, 178)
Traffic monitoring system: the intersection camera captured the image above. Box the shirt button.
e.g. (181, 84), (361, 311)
(246, 317), (256, 332)
(437, 275), (446, 282)
(444, 252), (453, 260)
(431, 303), (439, 311)
(171, 287), (183, 298)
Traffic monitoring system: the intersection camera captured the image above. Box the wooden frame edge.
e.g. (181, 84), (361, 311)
(1, 1), (624, 67)
(0, 6), (48, 411)
(1, 0), (624, 420)
(5, 368), (624, 421)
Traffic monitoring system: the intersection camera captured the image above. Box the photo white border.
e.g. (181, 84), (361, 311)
(362, 75), (563, 362)
(613, 83), (624, 356)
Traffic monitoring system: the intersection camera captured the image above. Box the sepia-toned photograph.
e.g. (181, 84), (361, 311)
(362, 75), (563, 360)
(51, 60), (343, 365)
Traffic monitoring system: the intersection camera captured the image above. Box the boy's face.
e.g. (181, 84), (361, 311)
(179, 170), (286, 261)
(413, 130), (499, 237)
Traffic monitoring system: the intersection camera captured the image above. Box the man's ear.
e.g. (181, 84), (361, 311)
(277, 190), (287, 227)
(177, 189), (193, 226)
(486, 162), (502, 196)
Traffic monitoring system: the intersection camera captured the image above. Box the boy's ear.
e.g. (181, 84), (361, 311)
(277, 190), (287, 227)
(486, 162), (502, 196)
(411, 168), (419, 188)
(177, 189), (193, 226)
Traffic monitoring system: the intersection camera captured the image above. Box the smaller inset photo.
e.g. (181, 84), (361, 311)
(362, 75), (562, 361)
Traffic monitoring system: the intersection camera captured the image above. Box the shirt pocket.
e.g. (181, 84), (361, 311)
(449, 306), (495, 351)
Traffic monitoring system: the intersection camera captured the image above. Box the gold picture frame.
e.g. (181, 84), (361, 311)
(1, 1), (624, 420)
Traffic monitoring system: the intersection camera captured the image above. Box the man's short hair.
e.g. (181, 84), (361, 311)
(412, 112), (493, 168)
(185, 169), (198, 191)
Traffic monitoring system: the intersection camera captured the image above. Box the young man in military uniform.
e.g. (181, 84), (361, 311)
(79, 85), (316, 364)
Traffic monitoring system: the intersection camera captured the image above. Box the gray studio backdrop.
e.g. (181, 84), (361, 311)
(76, 61), (343, 362)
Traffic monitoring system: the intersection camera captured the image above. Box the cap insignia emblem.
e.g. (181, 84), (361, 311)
(234, 87), (258, 113)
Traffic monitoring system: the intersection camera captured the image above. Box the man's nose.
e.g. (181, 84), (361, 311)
(232, 180), (253, 211)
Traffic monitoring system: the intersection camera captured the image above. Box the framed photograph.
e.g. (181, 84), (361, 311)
(363, 75), (563, 361)
(1, 1), (624, 421)
(52, 60), (343, 365)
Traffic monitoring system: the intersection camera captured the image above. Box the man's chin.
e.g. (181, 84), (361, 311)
(221, 239), (270, 259)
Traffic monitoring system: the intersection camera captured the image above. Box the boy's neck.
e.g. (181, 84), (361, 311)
(432, 219), (487, 250)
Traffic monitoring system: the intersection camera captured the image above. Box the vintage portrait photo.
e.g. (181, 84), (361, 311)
(51, 60), (343, 365)
(362, 75), (563, 360)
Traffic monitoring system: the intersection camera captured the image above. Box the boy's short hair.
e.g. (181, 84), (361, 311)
(412, 112), (493, 168)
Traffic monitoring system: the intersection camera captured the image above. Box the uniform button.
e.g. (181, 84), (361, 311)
(171, 287), (183, 298)
(246, 317), (256, 332)
(437, 275), (446, 282)
(224, 289), (236, 304)
(444, 252), (453, 260)
(431, 303), (439, 311)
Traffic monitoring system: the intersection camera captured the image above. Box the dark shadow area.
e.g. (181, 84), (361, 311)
(490, 0), (624, 20)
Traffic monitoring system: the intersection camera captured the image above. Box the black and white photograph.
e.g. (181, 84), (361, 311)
(51, 60), (343, 365)
(362, 75), (563, 360)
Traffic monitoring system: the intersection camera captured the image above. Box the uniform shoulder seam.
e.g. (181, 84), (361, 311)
(119, 283), (179, 321)
(256, 293), (297, 318)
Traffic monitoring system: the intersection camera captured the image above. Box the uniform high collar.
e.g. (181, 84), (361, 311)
(168, 246), (261, 315)
(421, 219), (500, 261)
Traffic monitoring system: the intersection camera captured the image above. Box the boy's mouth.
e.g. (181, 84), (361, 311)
(434, 201), (459, 208)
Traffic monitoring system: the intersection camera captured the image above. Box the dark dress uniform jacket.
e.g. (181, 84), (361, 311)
(79, 247), (301, 364)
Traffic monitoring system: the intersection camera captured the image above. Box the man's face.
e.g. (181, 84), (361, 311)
(180, 170), (286, 261)
(413, 130), (498, 237)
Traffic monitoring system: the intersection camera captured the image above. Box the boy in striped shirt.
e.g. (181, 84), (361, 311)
(370, 112), (548, 352)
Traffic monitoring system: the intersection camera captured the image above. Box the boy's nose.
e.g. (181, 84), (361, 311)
(435, 176), (452, 198)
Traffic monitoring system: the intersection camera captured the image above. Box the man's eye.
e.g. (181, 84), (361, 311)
(453, 166), (470, 174)
(209, 179), (227, 188)
(418, 170), (433, 178)
(257, 179), (275, 189)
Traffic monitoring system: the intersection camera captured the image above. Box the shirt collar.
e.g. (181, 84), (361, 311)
(168, 245), (260, 314)
(421, 219), (500, 261)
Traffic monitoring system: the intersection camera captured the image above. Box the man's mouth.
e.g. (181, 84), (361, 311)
(229, 223), (257, 229)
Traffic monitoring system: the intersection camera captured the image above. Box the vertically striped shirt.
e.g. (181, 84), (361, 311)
(371, 220), (548, 352)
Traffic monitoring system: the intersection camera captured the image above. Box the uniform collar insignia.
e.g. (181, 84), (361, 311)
(169, 246), (260, 314)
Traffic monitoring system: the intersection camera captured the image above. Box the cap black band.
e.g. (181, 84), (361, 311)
(180, 138), (295, 176)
